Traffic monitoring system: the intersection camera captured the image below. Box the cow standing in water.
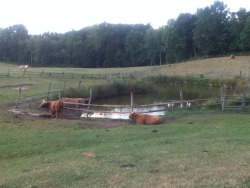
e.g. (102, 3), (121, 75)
(40, 100), (63, 118)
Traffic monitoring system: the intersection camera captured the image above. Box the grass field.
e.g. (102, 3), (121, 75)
(1, 57), (250, 187)
(1, 111), (250, 187)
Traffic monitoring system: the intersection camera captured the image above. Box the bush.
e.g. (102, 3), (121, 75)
(201, 99), (221, 110)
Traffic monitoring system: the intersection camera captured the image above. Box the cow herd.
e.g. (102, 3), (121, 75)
(40, 97), (166, 125)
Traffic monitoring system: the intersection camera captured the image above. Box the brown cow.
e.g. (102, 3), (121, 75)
(40, 100), (63, 118)
(129, 112), (165, 125)
(61, 97), (89, 108)
(230, 55), (235, 59)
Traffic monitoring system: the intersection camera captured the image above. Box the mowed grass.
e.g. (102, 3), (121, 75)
(1, 111), (250, 187)
(1, 58), (250, 187)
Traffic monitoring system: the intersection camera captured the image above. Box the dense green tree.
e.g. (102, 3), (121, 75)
(164, 19), (178, 63)
(0, 1), (250, 68)
(174, 13), (197, 60)
(228, 8), (250, 52)
(240, 16), (250, 51)
(145, 27), (158, 65)
(145, 27), (165, 65)
(0, 24), (29, 62)
(125, 24), (150, 66)
(193, 1), (230, 56)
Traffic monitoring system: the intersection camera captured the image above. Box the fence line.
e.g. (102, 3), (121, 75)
(0, 66), (160, 79)
(13, 82), (249, 119)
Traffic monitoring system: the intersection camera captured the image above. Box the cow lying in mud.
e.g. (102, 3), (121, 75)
(40, 100), (63, 118)
(61, 97), (89, 108)
(129, 112), (165, 125)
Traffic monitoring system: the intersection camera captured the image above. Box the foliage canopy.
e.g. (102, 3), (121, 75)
(0, 1), (250, 67)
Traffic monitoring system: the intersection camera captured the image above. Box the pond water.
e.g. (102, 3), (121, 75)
(81, 84), (225, 120)
(96, 84), (221, 105)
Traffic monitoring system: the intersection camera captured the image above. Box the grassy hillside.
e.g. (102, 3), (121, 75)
(1, 55), (250, 102)
(1, 56), (250, 187)
(1, 55), (250, 78)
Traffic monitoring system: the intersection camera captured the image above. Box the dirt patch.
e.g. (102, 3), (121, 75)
(5, 103), (172, 129)
(82, 151), (94, 157)
(5, 103), (132, 128)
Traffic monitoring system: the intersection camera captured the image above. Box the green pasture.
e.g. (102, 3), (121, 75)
(1, 111), (250, 187)
(1, 60), (250, 187)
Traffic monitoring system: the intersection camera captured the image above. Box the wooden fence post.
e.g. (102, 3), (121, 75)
(179, 87), (183, 107)
(23, 69), (26, 77)
(241, 86), (247, 109)
(15, 87), (22, 109)
(88, 89), (92, 108)
(78, 80), (82, 89)
(86, 89), (92, 119)
(220, 85), (225, 111)
(131, 92), (134, 112)
(41, 69), (44, 77)
(29, 98), (32, 109)
(47, 82), (51, 100)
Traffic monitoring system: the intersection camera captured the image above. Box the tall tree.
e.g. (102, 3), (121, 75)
(240, 16), (250, 51)
(125, 24), (150, 66)
(193, 1), (230, 56)
(174, 13), (197, 60)
(145, 27), (158, 65)
(163, 19), (178, 63)
(228, 8), (250, 52)
(145, 27), (165, 65)
(0, 24), (29, 62)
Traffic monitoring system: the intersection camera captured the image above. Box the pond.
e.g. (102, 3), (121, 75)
(81, 84), (226, 120)
(95, 84), (221, 105)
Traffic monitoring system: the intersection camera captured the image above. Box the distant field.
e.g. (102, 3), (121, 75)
(1, 55), (250, 78)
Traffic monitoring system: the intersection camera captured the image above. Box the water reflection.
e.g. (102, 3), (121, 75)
(81, 105), (166, 120)
(95, 84), (221, 105)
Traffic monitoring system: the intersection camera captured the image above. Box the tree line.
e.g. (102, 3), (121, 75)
(0, 1), (250, 68)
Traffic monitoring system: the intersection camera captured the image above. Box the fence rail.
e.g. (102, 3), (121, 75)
(220, 85), (248, 111)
